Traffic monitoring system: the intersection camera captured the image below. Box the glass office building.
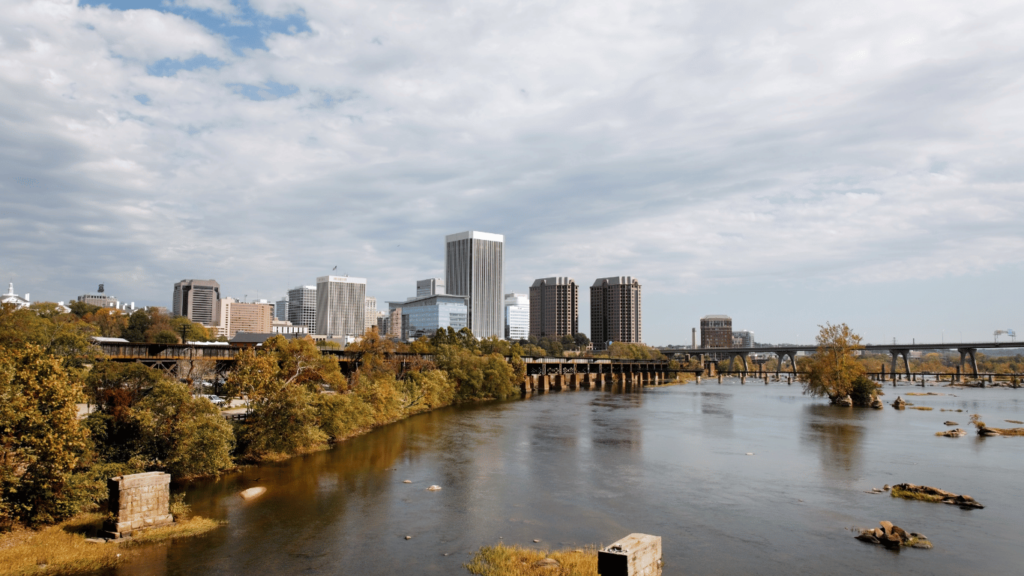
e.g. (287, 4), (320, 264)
(388, 294), (468, 341)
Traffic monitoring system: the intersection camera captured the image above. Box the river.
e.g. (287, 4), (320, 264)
(116, 379), (1024, 575)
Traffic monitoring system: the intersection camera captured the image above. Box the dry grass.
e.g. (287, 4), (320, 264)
(910, 406), (934, 411)
(890, 486), (943, 503)
(465, 544), (598, 576)
(0, 514), (127, 576)
(0, 515), (224, 575)
(987, 427), (1024, 436)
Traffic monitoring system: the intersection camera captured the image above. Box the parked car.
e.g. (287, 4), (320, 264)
(199, 394), (227, 407)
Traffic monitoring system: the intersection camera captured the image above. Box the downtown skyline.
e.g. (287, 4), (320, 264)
(1, 0), (1022, 346)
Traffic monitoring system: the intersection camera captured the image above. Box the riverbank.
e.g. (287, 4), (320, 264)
(465, 544), (598, 576)
(0, 513), (224, 575)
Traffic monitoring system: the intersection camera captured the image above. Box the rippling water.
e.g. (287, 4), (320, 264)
(117, 380), (1024, 576)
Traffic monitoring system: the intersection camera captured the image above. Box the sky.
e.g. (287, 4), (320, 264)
(2, 0), (1023, 346)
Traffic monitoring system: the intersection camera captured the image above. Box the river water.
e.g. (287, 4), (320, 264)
(117, 379), (1024, 576)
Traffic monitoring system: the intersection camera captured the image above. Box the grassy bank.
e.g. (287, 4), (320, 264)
(0, 513), (224, 575)
(465, 544), (598, 576)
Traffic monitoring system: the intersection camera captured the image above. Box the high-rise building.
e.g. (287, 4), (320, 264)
(388, 294), (468, 341)
(315, 276), (366, 338)
(364, 296), (378, 335)
(590, 276), (642, 350)
(214, 298), (273, 339)
(701, 315), (733, 350)
(732, 330), (754, 348)
(172, 279), (220, 325)
(445, 231), (503, 339)
(529, 277), (577, 339)
(287, 286), (317, 334)
(416, 278), (445, 297)
(504, 293), (529, 341)
(274, 298), (289, 322)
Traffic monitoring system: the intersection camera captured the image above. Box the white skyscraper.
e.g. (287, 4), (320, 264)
(288, 285), (317, 334)
(504, 293), (529, 341)
(445, 231), (504, 339)
(315, 276), (367, 338)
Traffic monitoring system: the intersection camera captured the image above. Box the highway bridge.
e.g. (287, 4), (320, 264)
(656, 341), (1024, 379)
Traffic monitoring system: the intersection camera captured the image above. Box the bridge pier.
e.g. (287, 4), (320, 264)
(889, 349), (912, 381)
(958, 348), (979, 378)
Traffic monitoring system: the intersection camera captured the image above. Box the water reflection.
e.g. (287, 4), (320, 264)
(800, 404), (864, 478)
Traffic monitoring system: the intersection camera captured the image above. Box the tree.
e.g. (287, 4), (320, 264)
(133, 380), (235, 478)
(804, 323), (878, 405)
(0, 345), (88, 526)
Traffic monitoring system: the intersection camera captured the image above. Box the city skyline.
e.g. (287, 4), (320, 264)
(2, 1), (1023, 346)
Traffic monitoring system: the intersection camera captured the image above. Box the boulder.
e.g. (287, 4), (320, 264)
(532, 558), (560, 569)
(856, 532), (880, 544)
(870, 398), (884, 409)
(855, 521), (927, 550)
(979, 428), (1002, 436)
(891, 483), (984, 509)
(240, 487), (266, 500)
(936, 428), (967, 437)
(892, 397), (906, 410)
(427, 485), (442, 491)
(835, 395), (853, 407)
(944, 421), (959, 426)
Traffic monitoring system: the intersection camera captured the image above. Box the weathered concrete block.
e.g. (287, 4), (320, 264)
(598, 533), (662, 576)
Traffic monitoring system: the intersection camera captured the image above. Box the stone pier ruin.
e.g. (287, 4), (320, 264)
(103, 472), (173, 539)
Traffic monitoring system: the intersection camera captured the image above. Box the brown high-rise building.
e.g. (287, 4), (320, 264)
(529, 277), (578, 339)
(700, 315), (733, 350)
(590, 276), (641, 350)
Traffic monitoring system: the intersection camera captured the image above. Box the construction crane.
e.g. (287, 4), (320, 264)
(994, 329), (1016, 342)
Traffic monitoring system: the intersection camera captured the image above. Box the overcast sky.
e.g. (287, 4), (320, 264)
(2, 0), (1023, 346)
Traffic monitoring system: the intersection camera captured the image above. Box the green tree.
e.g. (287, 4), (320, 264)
(0, 345), (88, 526)
(133, 380), (235, 478)
(804, 323), (878, 405)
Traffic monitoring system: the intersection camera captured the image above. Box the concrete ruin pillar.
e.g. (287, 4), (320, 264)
(103, 472), (173, 539)
(598, 533), (662, 576)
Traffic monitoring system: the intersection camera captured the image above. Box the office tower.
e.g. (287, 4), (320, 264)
(214, 298), (273, 339)
(364, 296), (378, 335)
(504, 293), (529, 341)
(78, 293), (119, 309)
(388, 294), (468, 341)
(287, 286), (317, 334)
(172, 279), (220, 325)
(315, 276), (366, 338)
(416, 278), (445, 297)
(445, 231), (503, 339)
(275, 298), (289, 322)
(528, 277), (577, 339)
(701, 315), (733, 349)
(732, 330), (754, 348)
(590, 276), (642, 350)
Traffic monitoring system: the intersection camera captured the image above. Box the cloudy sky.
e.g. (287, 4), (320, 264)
(2, 0), (1023, 346)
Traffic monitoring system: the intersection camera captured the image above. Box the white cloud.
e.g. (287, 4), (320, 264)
(2, 0), (1024, 342)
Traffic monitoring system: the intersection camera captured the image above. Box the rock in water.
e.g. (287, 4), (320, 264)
(944, 421), (959, 426)
(892, 397), (906, 410)
(403, 480), (412, 483)
(427, 485), (442, 491)
(835, 395), (853, 407)
(870, 398), (884, 409)
(240, 487), (266, 500)
(936, 428), (967, 437)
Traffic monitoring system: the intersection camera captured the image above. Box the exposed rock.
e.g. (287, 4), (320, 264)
(835, 395), (853, 407)
(240, 487), (266, 500)
(405, 535), (412, 540)
(944, 421), (959, 426)
(427, 485), (442, 491)
(870, 398), (884, 409)
(854, 521), (930, 550)
(403, 480), (412, 483)
(883, 484), (890, 491)
(892, 397), (906, 410)
(532, 558), (560, 569)
(936, 428), (967, 437)
(891, 483), (984, 509)
(979, 428), (1002, 436)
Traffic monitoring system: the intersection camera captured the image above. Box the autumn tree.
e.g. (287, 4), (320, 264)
(0, 345), (88, 526)
(805, 323), (879, 405)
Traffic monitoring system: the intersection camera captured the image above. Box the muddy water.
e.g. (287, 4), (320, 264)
(116, 381), (1024, 575)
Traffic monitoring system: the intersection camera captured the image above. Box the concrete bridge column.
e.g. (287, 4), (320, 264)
(959, 348), (979, 378)
(539, 375), (550, 391)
